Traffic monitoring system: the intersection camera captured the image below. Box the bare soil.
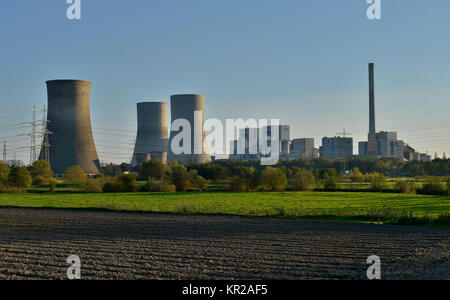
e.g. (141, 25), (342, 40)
(0, 208), (448, 280)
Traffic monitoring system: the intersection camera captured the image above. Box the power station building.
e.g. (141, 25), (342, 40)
(320, 137), (353, 159)
(358, 63), (406, 160)
(290, 138), (319, 159)
(40, 80), (101, 175)
(167, 94), (211, 164)
(229, 125), (291, 161)
(131, 102), (169, 166)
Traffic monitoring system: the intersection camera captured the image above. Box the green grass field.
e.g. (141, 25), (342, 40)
(0, 191), (449, 224)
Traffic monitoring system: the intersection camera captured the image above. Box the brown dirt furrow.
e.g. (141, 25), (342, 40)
(0, 208), (448, 280)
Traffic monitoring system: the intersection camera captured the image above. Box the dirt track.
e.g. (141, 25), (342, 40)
(0, 208), (448, 280)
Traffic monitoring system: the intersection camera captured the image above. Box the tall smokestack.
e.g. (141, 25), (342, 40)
(41, 80), (100, 175)
(368, 63), (376, 141)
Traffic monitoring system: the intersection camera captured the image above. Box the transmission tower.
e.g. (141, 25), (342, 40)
(2, 141), (6, 162)
(27, 106), (44, 166)
(40, 105), (52, 163)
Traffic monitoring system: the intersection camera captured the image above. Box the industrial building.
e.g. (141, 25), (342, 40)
(131, 102), (169, 166)
(229, 125), (291, 161)
(167, 94), (211, 164)
(290, 138), (319, 159)
(320, 137), (353, 159)
(358, 63), (406, 160)
(39, 80), (101, 175)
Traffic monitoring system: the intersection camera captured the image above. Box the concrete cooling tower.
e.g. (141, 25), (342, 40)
(131, 102), (169, 166)
(40, 80), (100, 175)
(167, 94), (211, 164)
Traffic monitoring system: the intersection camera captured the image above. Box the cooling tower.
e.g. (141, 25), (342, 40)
(40, 80), (100, 175)
(131, 102), (169, 166)
(167, 94), (211, 164)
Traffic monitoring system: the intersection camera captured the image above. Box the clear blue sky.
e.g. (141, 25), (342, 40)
(1, 0), (449, 163)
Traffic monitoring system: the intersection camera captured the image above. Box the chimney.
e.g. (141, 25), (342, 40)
(368, 63), (376, 141)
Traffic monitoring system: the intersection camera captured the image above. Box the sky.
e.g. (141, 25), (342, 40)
(0, 0), (449, 164)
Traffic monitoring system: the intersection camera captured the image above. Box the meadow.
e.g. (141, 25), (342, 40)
(0, 191), (449, 225)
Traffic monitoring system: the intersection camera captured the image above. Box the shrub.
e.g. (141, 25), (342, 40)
(32, 175), (49, 186)
(291, 169), (316, 191)
(435, 213), (450, 226)
(64, 166), (87, 185)
(30, 160), (54, 180)
(323, 172), (338, 190)
(141, 179), (176, 193)
(420, 177), (447, 195)
(139, 159), (166, 180)
(0, 161), (11, 185)
(176, 180), (192, 192)
(170, 164), (193, 192)
(118, 174), (138, 192)
(8, 167), (32, 189)
(0, 185), (24, 194)
(447, 177), (450, 193)
(48, 178), (57, 193)
(349, 167), (365, 183)
(370, 172), (387, 192)
(395, 181), (416, 194)
(261, 167), (288, 192)
(102, 180), (124, 193)
(83, 179), (103, 193)
(228, 176), (247, 192)
(191, 175), (209, 191)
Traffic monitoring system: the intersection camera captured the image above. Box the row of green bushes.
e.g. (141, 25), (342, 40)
(80, 162), (209, 193)
(2, 159), (449, 195)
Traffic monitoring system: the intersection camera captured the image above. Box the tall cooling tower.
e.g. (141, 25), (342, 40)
(40, 80), (100, 175)
(167, 94), (211, 164)
(131, 102), (169, 166)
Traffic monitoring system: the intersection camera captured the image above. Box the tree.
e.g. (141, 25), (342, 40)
(228, 176), (247, 192)
(261, 167), (287, 191)
(323, 173), (338, 190)
(139, 159), (165, 180)
(349, 167), (365, 183)
(395, 181), (416, 194)
(370, 172), (387, 192)
(118, 174), (138, 192)
(64, 166), (87, 185)
(421, 177), (446, 195)
(8, 167), (32, 189)
(83, 179), (103, 193)
(0, 161), (10, 185)
(102, 163), (122, 177)
(30, 160), (54, 180)
(291, 169), (316, 191)
(48, 178), (57, 193)
(192, 175), (208, 191)
(447, 176), (450, 193)
(170, 164), (192, 192)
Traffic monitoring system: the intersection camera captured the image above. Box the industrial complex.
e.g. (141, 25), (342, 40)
(1, 63), (433, 173)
